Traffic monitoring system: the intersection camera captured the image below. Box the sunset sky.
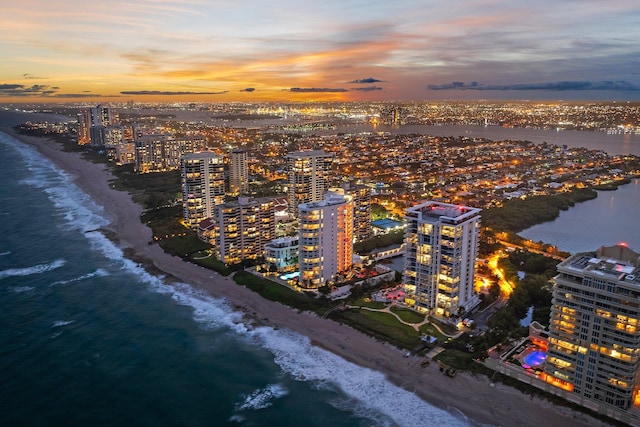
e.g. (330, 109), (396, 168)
(1, 0), (639, 103)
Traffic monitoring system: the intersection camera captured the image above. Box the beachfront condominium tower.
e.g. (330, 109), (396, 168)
(229, 148), (249, 196)
(211, 197), (275, 265)
(543, 243), (640, 411)
(340, 182), (373, 242)
(78, 105), (117, 146)
(136, 135), (206, 173)
(402, 201), (481, 317)
(286, 150), (334, 216)
(181, 152), (225, 228)
(298, 190), (353, 289)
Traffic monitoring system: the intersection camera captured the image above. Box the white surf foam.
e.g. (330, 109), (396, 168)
(1, 132), (108, 234)
(0, 259), (66, 280)
(235, 383), (289, 411)
(49, 268), (110, 287)
(10, 286), (35, 293)
(128, 273), (471, 426)
(76, 230), (471, 426)
(0, 251), (10, 256)
(52, 320), (75, 328)
(253, 327), (470, 427)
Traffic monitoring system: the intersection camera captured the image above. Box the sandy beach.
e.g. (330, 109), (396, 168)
(3, 127), (615, 427)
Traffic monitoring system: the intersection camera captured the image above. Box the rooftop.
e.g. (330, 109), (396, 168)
(562, 244), (640, 284)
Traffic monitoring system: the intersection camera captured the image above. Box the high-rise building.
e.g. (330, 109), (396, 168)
(340, 182), (372, 242)
(298, 190), (353, 289)
(211, 197), (275, 265)
(181, 152), (225, 227)
(402, 201), (481, 316)
(229, 148), (249, 196)
(78, 105), (117, 147)
(286, 150), (334, 216)
(136, 135), (205, 173)
(103, 126), (124, 148)
(77, 109), (91, 145)
(543, 243), (640, 410)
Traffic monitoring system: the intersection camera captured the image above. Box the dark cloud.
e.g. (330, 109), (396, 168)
(120, 90), (228, 95)
(351, 86), (383, 92)
(240, 87), (255, 92)
(349, 77), (383, 84)
(23, 73), (48, 80)
(53, 93), (103, 98)
(0, 83), (58, 97)
(289, 87), (348, 93)
(427, 80), (640, 91)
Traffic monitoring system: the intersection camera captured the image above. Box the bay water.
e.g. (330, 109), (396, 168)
(519, 178), (640, 254)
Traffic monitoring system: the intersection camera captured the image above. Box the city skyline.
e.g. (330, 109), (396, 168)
(1, 1), (640, 103)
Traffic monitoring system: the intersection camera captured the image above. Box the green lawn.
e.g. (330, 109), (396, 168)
(428, 316), (459, 335)
(390, 306), (426, 324)
(190, 254), (231, 276)
(233, 271), (329, 314)
(329, 308), (421, 350)
(433, 348), (491, 374)
(419, 323), (447, 341)
(349, 297), (387, 309)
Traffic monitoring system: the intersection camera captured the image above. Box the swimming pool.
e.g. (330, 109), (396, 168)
(521, 349), (546, 369)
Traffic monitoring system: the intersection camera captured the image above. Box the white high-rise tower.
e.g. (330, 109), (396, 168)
(180, 152), (225, 227)
(402, 201), (481, 316)
(286, 150), (334, 216)
(298, 190), (353, 289)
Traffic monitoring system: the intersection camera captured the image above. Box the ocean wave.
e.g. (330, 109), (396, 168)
(0, 132), (107, 234)
(0, 259), (66, 280)
(252, 327), (469, 427)
(135, 276), (469, 426)
(49, 268), (110, 286)
(10, 286), (35, 293)
(0, 251), (10, 256)
(52, 320), (75, 328)
(235, 383), (289, 411)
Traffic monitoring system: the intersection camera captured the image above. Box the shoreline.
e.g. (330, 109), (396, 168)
(2, 127), (614, 427)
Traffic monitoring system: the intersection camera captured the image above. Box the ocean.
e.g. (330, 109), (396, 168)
(0, 127), (470, 426)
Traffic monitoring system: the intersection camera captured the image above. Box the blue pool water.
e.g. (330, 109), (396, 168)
(522, 350), (547, 369)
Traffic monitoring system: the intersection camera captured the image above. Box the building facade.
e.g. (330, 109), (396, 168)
(544, 244), (640, 410)
(340, 182), (372, 242)
(265, 237), (299, 273)
(298, 191), (353, 289)
(212, 197), (276, 265)
(181, 152), (225, 227)
(286, 150), (334, 216)
(136, 135), (205, 173)
(229, 148), (249, 196)
(78, 105), (117, 146)
(402, 201), (481, 317)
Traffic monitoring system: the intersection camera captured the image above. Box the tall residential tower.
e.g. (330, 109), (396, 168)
(544, 244), (640, 411)
(286, 150), (334, 216)
(298, 190), (353, 289)
(402, 201), (481, 317)
(180, 152), (225, 227)
(78, 105), (117, 147)
(211, 197), (275, 265)
(229, 148), (249, 196)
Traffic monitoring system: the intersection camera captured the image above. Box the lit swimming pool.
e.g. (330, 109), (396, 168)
(521, 349), (546, 369)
